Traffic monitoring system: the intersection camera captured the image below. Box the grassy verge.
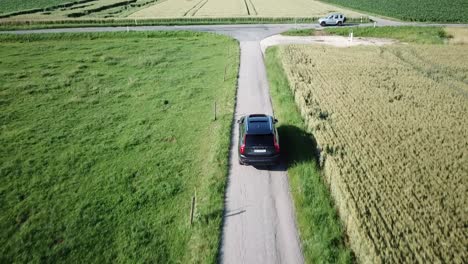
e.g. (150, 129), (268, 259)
(0, 17), (315, 30)
(282, 28), (316, 36)
(265, 47), (352, 263)
(0, 17), (371, 31)
(326, 26), (450, 44)
(0, 31), (239, 263)
(282, 26), (452, 44)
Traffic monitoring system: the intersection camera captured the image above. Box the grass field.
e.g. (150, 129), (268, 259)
(275, 43), (467, 262)
(319, 0), (468, 22)
(0, 31), (239, 263)
(266, 47), (352, 264)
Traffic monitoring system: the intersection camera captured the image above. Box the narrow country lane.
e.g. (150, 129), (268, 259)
(219, 40), (303, 264)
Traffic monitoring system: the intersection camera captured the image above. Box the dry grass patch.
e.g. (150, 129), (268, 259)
(446, 27), (468, 45)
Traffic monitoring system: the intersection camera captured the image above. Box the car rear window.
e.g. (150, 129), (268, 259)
(247, 120), (271, 134)
(246, 134), (274, 146)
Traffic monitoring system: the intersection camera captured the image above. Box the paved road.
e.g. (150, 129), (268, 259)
(3, 21), (467, 264)
(219, 31), (304, 264)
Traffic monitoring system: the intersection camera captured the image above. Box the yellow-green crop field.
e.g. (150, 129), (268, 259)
(0, 0), (365, 20)
(129, 0), (364, 18)
(277, 44), (467, 263)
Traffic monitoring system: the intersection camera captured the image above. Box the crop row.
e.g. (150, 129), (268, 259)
(0, 0), (96, 18)
(0, 0), (76, 15)
(279, 44), (467, 263)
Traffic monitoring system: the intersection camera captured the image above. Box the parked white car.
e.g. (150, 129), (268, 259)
(318, 13), (346, 26)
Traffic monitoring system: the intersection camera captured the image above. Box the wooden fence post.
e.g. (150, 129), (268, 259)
(190, 195), (195, 226)
(214, 101), (217, 121)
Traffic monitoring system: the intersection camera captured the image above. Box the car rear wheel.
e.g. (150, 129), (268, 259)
(239, 159), (245, 165)
(320, 21), (326, 27)
(337, 21), (343, 26)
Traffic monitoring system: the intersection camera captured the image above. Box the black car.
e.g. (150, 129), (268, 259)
(237, 114), (280, 165)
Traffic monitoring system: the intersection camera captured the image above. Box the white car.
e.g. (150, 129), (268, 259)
(318, 13), (346, 26)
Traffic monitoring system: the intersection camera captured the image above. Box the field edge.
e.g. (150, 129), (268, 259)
(0, 17), (372, 31)
(265, 46), (353, 264)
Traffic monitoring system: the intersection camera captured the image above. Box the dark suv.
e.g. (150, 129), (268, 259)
(237, 114), (280, 165)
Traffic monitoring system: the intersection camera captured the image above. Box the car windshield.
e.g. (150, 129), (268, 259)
(246, 134), (274, 146)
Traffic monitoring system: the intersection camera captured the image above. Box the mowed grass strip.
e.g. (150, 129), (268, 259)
(281, 26), (451, 45)
(0, 17), (320, 31)
(265, 47), (352, 264)
(281, 28), (316, 36)
(326, 26), (450, 44)
(0, 31), (239, 263)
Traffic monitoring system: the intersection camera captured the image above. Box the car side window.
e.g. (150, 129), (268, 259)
(334, 15), (339, 19)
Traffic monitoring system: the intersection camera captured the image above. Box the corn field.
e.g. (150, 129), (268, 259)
(279, 44), (468, 263)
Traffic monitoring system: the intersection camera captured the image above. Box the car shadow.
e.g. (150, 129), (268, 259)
(276, 124), (320, 168)
(252, 162), (287, 171)
(321, 23), (361, 27)
(251, 124), (319, 171)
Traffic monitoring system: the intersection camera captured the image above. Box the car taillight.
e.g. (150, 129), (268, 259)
(274, 136), (280, 153)
(240, 135), (246, 154)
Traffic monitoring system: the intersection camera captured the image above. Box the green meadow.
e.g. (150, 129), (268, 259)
(0, 31), (239, 263)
